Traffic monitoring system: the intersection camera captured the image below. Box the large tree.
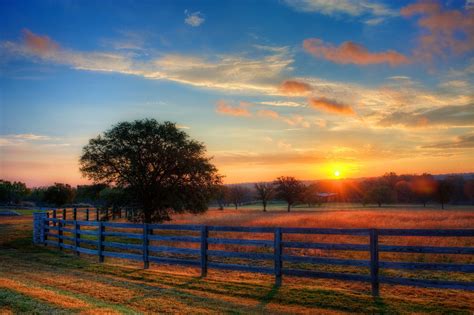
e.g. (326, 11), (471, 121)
(80, 119), (221, 223)
(254, 182), (274, 212)
(274, 176), (305, 212)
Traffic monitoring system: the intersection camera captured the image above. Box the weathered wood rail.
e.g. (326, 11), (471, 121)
(33, 213), (474, 296)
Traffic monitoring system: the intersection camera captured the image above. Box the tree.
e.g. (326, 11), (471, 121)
(434, 180), (453, 209)
(367, 183), (393, 207)
(227, 185), (247, 209)
(464, 179), (474, 205)
(43, 183), (75, 207)
(0, 180), (30, 204)
(80, 119), (221, 223)
(302, 183), (321, 207)
(254, 182), (274, 212)
(76, 184), (108, 204)
(412, 174), (436, 207)
(274, 176), (304, 212)
(213, 184), (228, 210)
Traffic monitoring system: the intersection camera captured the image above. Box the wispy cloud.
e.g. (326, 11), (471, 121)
(259, 100), (303, 107)
(283, 0), (397, 24)
(303, 38), (409, 66)
(377, 103), (474, 128)
(184, 10), (205, 27)
(423, 132), (474, 149)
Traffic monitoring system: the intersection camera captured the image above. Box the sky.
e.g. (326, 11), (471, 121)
(0, 0), (473, 187)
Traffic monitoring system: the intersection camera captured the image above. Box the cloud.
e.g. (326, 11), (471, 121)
(184, 11), (205, 27)
(401, 0), (474, 60)
(423, 133), (474, 149)
(2, 29), (292, 94)
(256, 109), (280, 119)
(0, 133), (53, 146)
(259, 100), (303, 107)
(378, 103), (474, 128)
(213, 150), (325, 166)
(283, 0), (397, 21)
(215, 100), (252, 117)
(303, 38), (409, 66)
(308, 97), (355, 115)
(279, 80), (313, 96)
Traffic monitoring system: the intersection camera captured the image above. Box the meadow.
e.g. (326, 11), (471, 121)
(1, 205), (473, 314)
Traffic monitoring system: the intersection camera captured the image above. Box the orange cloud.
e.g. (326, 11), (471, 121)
(215, 100), (251, 117)
(279, 80), (312, 96)
(303, 38), (409, 66)
(401, 0), (474, 60)
(308, 97), (355, 115)
(22, 28), (59, 56)
(256, 109), (280, 119)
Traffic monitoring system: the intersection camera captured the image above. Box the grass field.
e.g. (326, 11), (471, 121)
(1, 205), (474, 314)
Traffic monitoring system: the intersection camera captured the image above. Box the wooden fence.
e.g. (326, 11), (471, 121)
(33, 213), (474, 296)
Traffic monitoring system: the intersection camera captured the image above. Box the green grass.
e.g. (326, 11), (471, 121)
(1, 214), (473, 314)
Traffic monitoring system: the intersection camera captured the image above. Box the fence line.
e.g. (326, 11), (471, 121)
(33, 213), (474, 296)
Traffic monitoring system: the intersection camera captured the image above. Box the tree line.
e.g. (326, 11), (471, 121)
(213, 173), (474, 211)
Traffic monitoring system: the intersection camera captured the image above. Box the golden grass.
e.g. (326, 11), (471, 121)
(0, 278), (89, 309)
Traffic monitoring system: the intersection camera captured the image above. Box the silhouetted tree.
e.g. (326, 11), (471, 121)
(434, 180), (453, 209)
(411, 174), (436, 207)
(227, 185), (247, 209)
(80, 119), (221, 223)
(365, 183), (393, 207)
(464, 179), (474, 205)
(214, 184), (228, 210)
(395, 180), (413, 203)
(76, 184), (108, 204)
(43, 183), (75, 207)
(254, 182), (274, 212)
(274, 176), (305, 212)
(302, 183), (321, 207)
(0, 180), (30, 204)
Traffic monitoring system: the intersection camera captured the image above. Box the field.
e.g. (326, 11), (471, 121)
(1, 205), (474, 314)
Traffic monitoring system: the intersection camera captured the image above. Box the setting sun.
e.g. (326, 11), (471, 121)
(334, 170), (341, 177)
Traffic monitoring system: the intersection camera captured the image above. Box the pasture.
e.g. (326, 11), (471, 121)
(1, 205), (474, 314)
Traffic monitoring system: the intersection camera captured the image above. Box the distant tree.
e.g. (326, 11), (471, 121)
(27, 187), (47, 204)
(366, 184), (393, 207)
(80, 119), (221, 223)
(0, 180), (30, 204)
(395, 180), (413, 203)
(434, 180), (453, 209)
(274, 176), (305, 212)
(76, 184), (108, 204)
(411, 174), (436, 207)
(214, 184), (228, 210)
(464, 180), (474, 205)
(254, 182), (275, 212)
(43, 183), (75, 207)
(302, 183), (321, 207)
(227, 185), (247, 209)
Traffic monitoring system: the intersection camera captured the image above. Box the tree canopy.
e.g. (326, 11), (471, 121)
(274, 176), (304, 212)
(79, 119), (221, 223)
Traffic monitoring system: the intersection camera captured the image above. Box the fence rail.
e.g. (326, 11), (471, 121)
(33, 213), (474, 296)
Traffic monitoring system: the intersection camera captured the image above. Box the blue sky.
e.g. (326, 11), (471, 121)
(1, 0), (473, 186)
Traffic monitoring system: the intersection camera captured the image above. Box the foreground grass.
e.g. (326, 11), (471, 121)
(1, 210), (474, 314)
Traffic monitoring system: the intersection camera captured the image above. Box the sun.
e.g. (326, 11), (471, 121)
(334, 170), (341, 177)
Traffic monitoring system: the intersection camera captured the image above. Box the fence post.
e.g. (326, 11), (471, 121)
(86, 208), (89, 221)
(53, 209), (57, 226)
(96, 208), (100, 221)
(200, 225), (208, 277)
(33, 212), (47, 244)
(143, 224), (149, 269)
(370, 228), (379, 297)
(63, 208), (66, 220)
(73, 207), (77, 221)
(274, 227), (282, 287)
(75, 221), (81, 256)
(58, 220), (63, 251)
(98, 222), (104, 262)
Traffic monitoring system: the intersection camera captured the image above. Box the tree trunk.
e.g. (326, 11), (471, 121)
(263, 201), (267, 212)
(441, 202), (444, 209)
(287, 203), (291, 212)
(378, 202), (381, 207)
